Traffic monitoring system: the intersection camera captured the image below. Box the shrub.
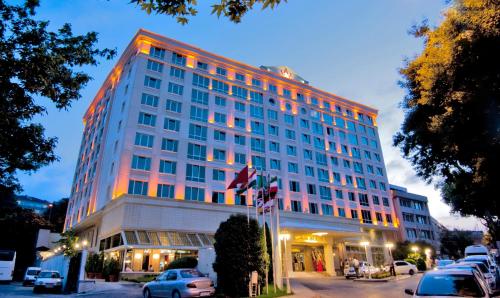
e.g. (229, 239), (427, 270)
(416, 258), (427, 271)
(371, 271), (391, 279)
(102, 258), (121, 280)
(166, 256), (198, 270)
(404, 258), (417, 265)
(85, 253), (103, 273)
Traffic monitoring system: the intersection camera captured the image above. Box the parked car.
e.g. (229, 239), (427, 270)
(23, 267), (41, 286)
(343, 261), (379, 279)
(443, 263), (496, 295)
(33, 270), (63, 293)
(436, 259), (455, 269)
(459, 261), (497, 293)
(404, 269), (491, 297)
(143, 268), (215, 298)
(465, 245), (490, 258)
(464, 256), (497, 276)
(393, 260), (418, 275)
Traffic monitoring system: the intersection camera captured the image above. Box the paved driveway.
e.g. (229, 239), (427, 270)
(0, 282), (143, 298)
(294, 274), (422, 298)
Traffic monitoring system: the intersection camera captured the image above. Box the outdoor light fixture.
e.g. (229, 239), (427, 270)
(153, 253), (160, 260)
(360, 241), (370, 247)
(82, 240), (88, 246)
(305, 239), (318, 243)
(385, 243), (394, 249)
(74, 243), (80, 249)
(411, 246), (419, 253)
(134, 253), (142, 259)
(279, 233), (291, 241)
(312, 232), (328, 236)
(424, 248), (431, 254)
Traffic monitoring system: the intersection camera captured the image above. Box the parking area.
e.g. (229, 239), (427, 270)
(0, 282), (143, 298)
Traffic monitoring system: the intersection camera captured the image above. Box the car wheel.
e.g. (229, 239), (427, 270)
(409, 269), (415, 275)
(172, 290), (181, 298)
(33, 286), (40, 294)
(143, 288), (152, 298)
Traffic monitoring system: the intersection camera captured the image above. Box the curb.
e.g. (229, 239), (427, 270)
(353, 278), (388, 283)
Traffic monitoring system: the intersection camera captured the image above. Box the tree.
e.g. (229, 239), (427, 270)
(43, 197), (68, 233)
(394, 0), (500, 240)
(440, 229), (474, 259)
(264, 223), (273, 283)
(131, 0), (286, 24)
(213, 214), (266, 297)
(0, 0), (115, 198)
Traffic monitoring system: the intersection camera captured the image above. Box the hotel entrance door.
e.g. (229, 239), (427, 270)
(292, 249), (305, 272)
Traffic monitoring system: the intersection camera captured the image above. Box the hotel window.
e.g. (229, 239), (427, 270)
(197, 61), (208, 70)
(289, 181), (300, 192)
(269, 98), (276, 105)
(348, 192), (356, 202)
(235, 194), (246, 206)
(235, 101), (246, 112)
(303, 149), (313, 160)
(335, 189), (343, 199)
(131, 155), (151, 171)
(372, 195), (380, 205)
(251, 156), (266, 170)
(338, 208), (346, 217)
(251, 138), (265, 153)
(270, 159), (281, 170)
(141, 93), (159, 107)
(188, 124), (207, 141)
(348, 134), (358, 145)
(324, 101), (331, 110)
(214, 112), (227, 124)
(347, 121), (356, 132)
(301, 134), (311, 144)
(252, 78), (261, 88)
(215, 96), (226, 106)
(374, 153), (381, 162)
(345, 175), (353, 186)
(367, 165), (374, 174)
(319, 186), (332, 200)
(382, 197), (390, 207)
(352, 148), (361, 159)
(335, 117), (345, 128)
(269, 141), (280, 152)
(234, 117), (246, 128)
(169, 66), (185, 78)
(406, 229), (417, 239)
(250, 105), (264, 119)
(187, 143), (207, 161)
(134, 132), (154, 148)
(343, 159), (351, 169)
(216, 66), (227, 76)
(234, 152), (246, 164)
(161, 138), (178, 152)
(369, 180), (377, 189)
(361, 210), (372, 224)
(166, 99), (182, 113)
(251, 121), (264, 135)
(326, 127), (334, 136)
(297, 93), (304, 102)
(311, 97), (319, 106)
(190, 106), (208, 122)
(353, 162), (363, 174)
(269, 84), (277, 94)
(291, 200), (302, 212)
(284, 114), (294, 125)
(309, 203), (319, 214)
(386, 214), (393, 223)
(128, 180), (148, 195)
(185, 186), (205, 202)
(321, 204), (333, 216)
(374, 212), (383, 223)
(149, 46), (165, 59)
(288, 162), (298, 174)
(232, 86), (248, 99)
(356, 177), (366, 189)
(138, 112), (156, 127)
(368, 126), (376, 137)
(171, 52), (186, 66)
(330, 156), (339, 166)
(312, 122), (323, 135)
(267, 109), (278, 121)
(351, 209), (359, 219)
(144, 76), (161, 89)
(250, 91), (263, 104)
(283, 88), (291, 99)
(214, 130), (226, 141)
(315, 152), (327, 166)
(213, 169), (225, 181)
(378, 182), (386, 191)
(307, 184), (316, 195)
(212, 192), (225, 204)
(361, 137), (369, 146)
(376, 167), (384, 176)
(159, 160), (177, 174)
(164, 118), (180, 131)
(359, 193), (369, 206)
(168, 82), (184, 95)
(286, 145), (297, 156)
(192, 73), (209, 89)
(157, 184), (174, 199)
(314, 137), (325, 150)
(305, 166), (314, 177)
(186, 164), (206, 182)
(370, 140), (378, 149)
(213, 149), (226, 161)
(191, 89), (209, 105)
(323, 114), (333, 124)
(364, 150), (372, 160)
(300, 119), (310, 129)
(211, 79), (229, 94)
(317, 169), (329, 182)
(403, 212), (414, 222)
(268, 125), (279, 136)
(285, 129), (296, 140)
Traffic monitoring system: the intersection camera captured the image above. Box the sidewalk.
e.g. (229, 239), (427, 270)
(288, 278), (321, 298)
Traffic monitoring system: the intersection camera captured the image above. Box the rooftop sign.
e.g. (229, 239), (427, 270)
(260, 65), (309, 85)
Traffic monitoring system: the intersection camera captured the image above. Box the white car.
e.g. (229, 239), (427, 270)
(445, 262), (496, 295)
(344, 261), (380, 278)
(465, 245), (490, 258)
(33, 270), (64, 293)
(394, 260), (418, 275)
(23, 267), (41, 286)
(404, 269), (492, 297)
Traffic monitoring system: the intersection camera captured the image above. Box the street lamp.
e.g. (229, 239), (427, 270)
(279, 233), (291, 294)
(411, 246), (419, 254)
(47, 203), (54, 222)
(360, 241), (371, 279)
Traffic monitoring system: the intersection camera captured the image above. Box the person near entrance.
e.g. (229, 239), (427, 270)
(352, 258), (360, 277)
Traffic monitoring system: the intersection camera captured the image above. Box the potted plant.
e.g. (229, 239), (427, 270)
(103, 258), (121, 282)
(85, 253), (97, 278)
(94, 253), (104, 279)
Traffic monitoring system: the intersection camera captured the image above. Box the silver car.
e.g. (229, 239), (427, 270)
(143, 268), (215, 298)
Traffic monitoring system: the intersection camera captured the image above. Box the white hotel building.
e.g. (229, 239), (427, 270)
(65, 29), (399, 277)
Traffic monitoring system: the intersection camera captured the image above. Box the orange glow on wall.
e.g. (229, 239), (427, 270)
(226, 189), (235, 205)
(186, 55), (195, 68)
(137, 40), (151, 54)
(209, 68), (216, 75)
(227, 69), (234, 81)
(175, 184), (184, 200)
(245, 76), (252, 86)
(336, 147), (342, 154)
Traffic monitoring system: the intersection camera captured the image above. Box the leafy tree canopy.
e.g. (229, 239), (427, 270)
(131, 0), (286, 24)
(394, 0), (500, 239)
(440, 229), (474, 259)
(43, 197), (68, 233)
(0, 0), (115, 198)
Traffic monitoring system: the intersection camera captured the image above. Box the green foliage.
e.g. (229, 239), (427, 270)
(43, 198), (68, 233)
(102, 258), (121, 278)
(394, 0), (500, 240)
(440, 229), (474, 259)
(85, 252), (104, 273)
(265, 223), (273, 283)
(213, 214), (266, 297)
(166, 256), (198, 269)
(130, 0), (286, 24)
(54, 230), (79, 257)
(404, 258), (417, 265)
(392, 241), (433, 261)
(371, 271), (391, 279)
(0, 0), (115, 197)
(416, 258), (427, 271)
(121, 275), (157, 283)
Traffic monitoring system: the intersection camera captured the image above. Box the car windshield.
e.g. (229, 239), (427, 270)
(180, 269), (204, 278)
(437, 260), (454, 266)
(461, 262), (489, 274)
(38, 272), (60, 278)
(27, 270), (40, 275)
(417, 274), (484, 297)
(0, 250), (15, 261)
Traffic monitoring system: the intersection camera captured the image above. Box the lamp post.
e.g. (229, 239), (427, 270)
(360, 241), (371, 279)
(47, 203), (53, 222)
(280, 233), (291, 293)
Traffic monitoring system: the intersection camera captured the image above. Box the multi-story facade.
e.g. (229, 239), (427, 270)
(65, 29), (399, 278)
(390, 185), (440, 249)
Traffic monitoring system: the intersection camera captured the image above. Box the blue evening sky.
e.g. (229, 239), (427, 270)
(17, 0), (482, 229)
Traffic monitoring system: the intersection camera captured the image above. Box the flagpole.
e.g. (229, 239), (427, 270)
(263, 193), (268, 295)
(269, 202), (276, 293)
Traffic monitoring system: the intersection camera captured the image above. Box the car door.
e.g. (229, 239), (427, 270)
(394, 261), (407, 274)
(153, 272), (168, 297)
(164, 270), (178, 297)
